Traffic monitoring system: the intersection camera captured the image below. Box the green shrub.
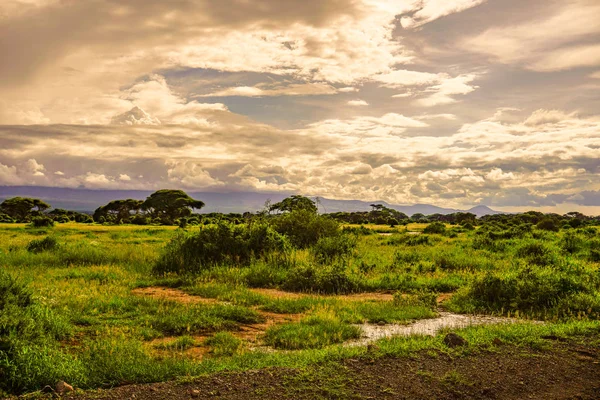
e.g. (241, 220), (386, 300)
(423, 222), (446, 234)
(153, 222), (289, 275)
(515, 241), (557, 266)
(29, 216), (54, 228)
(0, 213), (14, 223)
(536, 218), (559, 232)
(204, 332), (244, 356)
(561, 231), (584, 254)
(264, 309), (360, 350)
(283, 263), (361, 294)
(311, 234), (356, 264)
(393, 290), (438, 309)
(26, 236), (58, 253)
(0, 271), (75, 393)
(271, 210), (339, 248)
(450, 264), (600, 318)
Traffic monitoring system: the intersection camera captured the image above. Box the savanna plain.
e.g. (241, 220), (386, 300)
(2, 209), (600, 399)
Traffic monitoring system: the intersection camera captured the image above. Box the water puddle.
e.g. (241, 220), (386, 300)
(347, 312), (519, 347)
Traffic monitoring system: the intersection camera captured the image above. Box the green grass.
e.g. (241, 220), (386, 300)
(264, 308), (362, 350)
(204, 332), (245, 356)
(1, 221), (600, 395)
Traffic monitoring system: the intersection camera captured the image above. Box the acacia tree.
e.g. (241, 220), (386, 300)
(0, 197), (50, 222)
(93, 199), (143, 223)
(269, 195), (317, 214)
(141, 190), (205, 224)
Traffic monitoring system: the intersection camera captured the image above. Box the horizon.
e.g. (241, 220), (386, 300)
(1, 184), (598, 216)
(1, 1), (599, 214)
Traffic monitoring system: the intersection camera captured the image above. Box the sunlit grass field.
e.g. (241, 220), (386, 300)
(1, 221), (600, 395)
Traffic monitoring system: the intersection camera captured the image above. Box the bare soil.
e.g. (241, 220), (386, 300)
(131, 287), (222, 305)
(63, 340), (600, 400)
(248, 288), (395, 302)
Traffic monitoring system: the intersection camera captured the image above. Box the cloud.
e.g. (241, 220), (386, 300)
(1, 107), (596, 211)
(111, 107), (161, 126)
(462, 1), (600, 71)
(347, 100), (369, 106)
(373, 70), (479, 106)
(400, 0), (486, 29)
(524, 109), (573, 126)
(201, 82), (338, 97)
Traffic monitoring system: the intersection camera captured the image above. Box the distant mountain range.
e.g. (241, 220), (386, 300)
(0, 186), (503, 217)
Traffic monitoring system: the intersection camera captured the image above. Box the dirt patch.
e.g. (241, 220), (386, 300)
(134, 287), (303, 348)
(249, 288), (394, 302)
(148, 336), (211, 360)
(132, 287), (222, 305)
(64, 340), (600, 399)
(237, 312), (303, 343)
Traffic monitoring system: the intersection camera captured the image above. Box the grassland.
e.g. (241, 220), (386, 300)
(1, 220), (600, 397)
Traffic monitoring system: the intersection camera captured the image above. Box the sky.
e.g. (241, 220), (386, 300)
(0, 0), (599, 213)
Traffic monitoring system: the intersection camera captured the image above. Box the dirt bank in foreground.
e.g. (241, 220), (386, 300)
(59, 340), (600, 400)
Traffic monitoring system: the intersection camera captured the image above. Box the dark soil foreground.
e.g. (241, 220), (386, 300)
(24, 341), (600, 400)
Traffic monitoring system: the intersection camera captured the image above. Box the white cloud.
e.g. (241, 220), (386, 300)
(485, 168), (514, 181)
(111, 107), (160, 126)
(524, 109), (573, 126)
(202, 83), (338, 97)
(118, 174), (131, 181)
(416, 74), (478, 107)
(401, 0), (486, 29)
(462, 1), (600, 71)
(347, 100), (369, 106)
(374, 70), (479, 106)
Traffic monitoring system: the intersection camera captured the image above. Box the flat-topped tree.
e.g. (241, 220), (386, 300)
(141, 189), (205, 223)
(270, 195), (317, 214)
(93, 199), (143, 223)
(0, 197), (50, 222)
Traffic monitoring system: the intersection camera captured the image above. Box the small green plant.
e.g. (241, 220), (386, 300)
(26, 236), (58, 253)
(154, 335), (196, 351)
(264, 309), (360, 350)
(29, 216), (54, 228)
(423, 222), (446, 234)
(204, 332), (244, 356)
(311, 234), (356, 264)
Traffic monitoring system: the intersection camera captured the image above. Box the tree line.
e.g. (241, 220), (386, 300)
(1, 191), (599, 228)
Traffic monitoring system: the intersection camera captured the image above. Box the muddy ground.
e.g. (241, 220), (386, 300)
(60, 339), (600, 400)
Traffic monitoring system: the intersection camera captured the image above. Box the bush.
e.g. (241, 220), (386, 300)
(311, 234), (356, 264)
(271, 210), (339, 248)
(561, 231), (584, 254)
(536, 218), (559, 232)
(204, 332), (244, 356)
(0, 213), (14, 223)
(264, 309), (360, 350)
(283, 263), (361, 294)
(0, 271), (75, 394)
(153, 222), (290, 275)
(450, 264), (600, 318)
(393, 290), (438, 309)
(515, 241), (557, 266)
(26, 236), (58, 253)
(423, 222), (446, 234)
(29, 216), (54, 228)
